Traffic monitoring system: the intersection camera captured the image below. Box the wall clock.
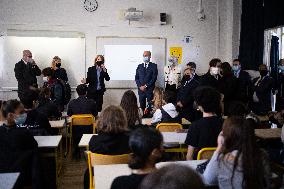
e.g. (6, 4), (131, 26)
(84, 0), (98, 12)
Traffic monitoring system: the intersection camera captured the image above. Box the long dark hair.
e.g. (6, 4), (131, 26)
(120, 90), (141, 126)
(221, 116), (266, 189)
(128, 128), (162, 169)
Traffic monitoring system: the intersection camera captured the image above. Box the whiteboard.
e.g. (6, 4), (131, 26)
(0, 35), (85, 89)
(96, 37), (166, 88)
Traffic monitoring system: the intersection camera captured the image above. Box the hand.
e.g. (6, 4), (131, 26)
(216, 131), (224, 152)
(81, 78), (86, 84)
(30, 59), (36, 65)
(177, 101), (183, 107)
(139, 86), (146, 91)
(101, 64), (107, 72)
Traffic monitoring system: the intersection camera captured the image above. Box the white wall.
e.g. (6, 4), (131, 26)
(0, 0), (241, 108)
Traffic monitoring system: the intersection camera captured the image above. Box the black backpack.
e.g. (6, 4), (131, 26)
(58, 80), (71, 105)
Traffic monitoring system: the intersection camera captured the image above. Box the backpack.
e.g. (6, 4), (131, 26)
(59, 80), (71, 105)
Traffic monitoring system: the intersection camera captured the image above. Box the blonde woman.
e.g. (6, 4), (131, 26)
(81, 55), (110, 112)
(51, 56), (68, 82)
(152, 87), (164, 112)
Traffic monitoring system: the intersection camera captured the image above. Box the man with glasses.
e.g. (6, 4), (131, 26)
(14, 50), (41, 101)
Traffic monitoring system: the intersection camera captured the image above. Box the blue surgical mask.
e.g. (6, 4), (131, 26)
(15, 113), (27, 126)
(143, 56), (150, 63)
(279, 66), (284, 73)
(232, 65), (240, 72)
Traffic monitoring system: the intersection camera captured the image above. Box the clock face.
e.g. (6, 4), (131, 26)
(84, 0), (98, 12)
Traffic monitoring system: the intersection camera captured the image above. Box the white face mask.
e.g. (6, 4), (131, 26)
(43, 76), (48, 82)
(210, 67), (219, 75)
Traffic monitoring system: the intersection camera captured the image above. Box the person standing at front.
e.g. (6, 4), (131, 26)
(82, 55), (110, 112)
(135, 51), (158, 112)
(14, 50), (41, 101)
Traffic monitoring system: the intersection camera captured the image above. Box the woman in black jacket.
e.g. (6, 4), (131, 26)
(82, 55), (110, 112)
(51, 56), (68, 82)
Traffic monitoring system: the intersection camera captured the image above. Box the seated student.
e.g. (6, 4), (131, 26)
(42, 67), (65, 112)
(151, 87), (164, 113)
(84, 105), (130, 189)
(120, 90), (143, 130)
(111, 127), (163, 189)
(203, 117), (271, 189)
(151, 90), (180, 125)
(67, 84), (97, 117)
(185, 87), (223, 160)
(0, 100), (42, 189)
(140, 164), (205, 189)
(37, 87), (62, 119)
(20, 90), (52, 136)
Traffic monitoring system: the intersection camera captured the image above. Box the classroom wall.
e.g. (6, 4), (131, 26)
(0, 0), (241, 109)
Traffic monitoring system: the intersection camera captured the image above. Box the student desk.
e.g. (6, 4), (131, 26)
(141, 118), (191, 126)
(0, 172), (20, 189)
(93, 160), (206, 189)
(79, 132), (187, 149)
(255, 128), (281, 140)
(34, 135), (62, 188)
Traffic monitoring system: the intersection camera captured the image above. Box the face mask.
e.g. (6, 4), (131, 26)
(28, 58), (34, 63)
(15, 113), (27, 125)
(210, 67), (219, 75)
(143, 56), (150, 63)
(260, 70), (268, 77)
(183, 75), (191, 80)
(232, 65), (240, 72)
(96, 61), (104, 67)
(56, 63), (61, 68)
(279, 66), (284, 72)
(43, 76), (48, 82)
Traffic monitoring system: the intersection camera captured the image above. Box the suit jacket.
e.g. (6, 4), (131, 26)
(86, 66), (110, 93)
(135, 62), (158, 93)
(67, 96), (98, 116)
(252, 76), (274, 114)
(236, 70), (253, 103)
(14, 60), (41, 93)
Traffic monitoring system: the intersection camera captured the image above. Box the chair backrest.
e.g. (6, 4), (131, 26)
(87, 152), (130, 189)
(71, 114), (94, 126)
(197, 147), (217, 160)
(156, 123), (183, 132)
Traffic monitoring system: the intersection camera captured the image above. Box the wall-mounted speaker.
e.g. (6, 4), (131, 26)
(160, 13), (167, 25)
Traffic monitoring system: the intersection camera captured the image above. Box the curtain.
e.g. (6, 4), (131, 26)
(239, 0), (264, 70)
(270, 35), (279, 84)
(263, 30), (272, 67)
(264, 0), (284, 30)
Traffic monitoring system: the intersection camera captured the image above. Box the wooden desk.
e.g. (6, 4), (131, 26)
(34, 135), (62, 188)
(93, 160), (206, 189)
(79, 132), (187, 148)
(0, 172), (20, 189)
(255, 128), (281, 139)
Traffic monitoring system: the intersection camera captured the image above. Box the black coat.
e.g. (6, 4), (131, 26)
(86, 66), (110, 93)
(252, 76), (274, 115)
(37, 98), (62, 119)
(67, 96), (98, 117)
(235, 70), (253, 103)
(177, 75), (200, 121)
(54, 68), (68, 82)
(14, 60), (41, 94)
(200, 72), (220, 90)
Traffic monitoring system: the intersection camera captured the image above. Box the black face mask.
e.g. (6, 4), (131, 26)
(183, 75), (191, 80)
(260, 70), (268, 77)
(56, 63), (61, 68)
(96, 61), (104, 67)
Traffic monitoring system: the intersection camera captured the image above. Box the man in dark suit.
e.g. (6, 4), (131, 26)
(177, 62), (200, 121)
(14, 50), (41, 101)
(251, 64), (274, 115)
(232, 59), (253, 104)
(67, 84), (97, 117)
(83, 55), (110, 112)
(135, 51), (158, 111)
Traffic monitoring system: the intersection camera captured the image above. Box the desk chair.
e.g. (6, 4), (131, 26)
(69, 114), (96, 156)
(197, 147), (217, 160)
(87, 152), (130, 189)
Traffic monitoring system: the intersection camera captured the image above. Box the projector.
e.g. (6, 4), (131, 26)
(124, 8), (143, 21)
